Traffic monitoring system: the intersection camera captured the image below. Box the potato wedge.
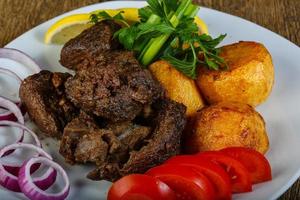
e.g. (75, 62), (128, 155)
(184, 101), (269, 154)
(150, 60), (205, 117)
(197, 41), (274, 107)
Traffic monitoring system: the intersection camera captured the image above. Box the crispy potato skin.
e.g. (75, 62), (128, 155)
(197, 41), (274, 107)
(184, 102), (269, 154)
(150, 60), (205, 117)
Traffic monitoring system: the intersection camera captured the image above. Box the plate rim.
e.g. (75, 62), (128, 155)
(3, 1), (300, 200)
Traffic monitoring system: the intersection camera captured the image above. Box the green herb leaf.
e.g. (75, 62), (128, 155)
(90, 14), (99, 24)
(164, 0), (179, 12)
(138, 6), (153, 22)
(114, 25), (139, 49)
(137, 22), (175, 38)
(147, 0), (165, 18)
(111, 0), (227, 78)
(90, 11), (129, 27)
(97, 11), (113, 19)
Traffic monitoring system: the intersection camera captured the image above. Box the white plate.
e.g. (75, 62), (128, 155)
(1, 1), (300, 200)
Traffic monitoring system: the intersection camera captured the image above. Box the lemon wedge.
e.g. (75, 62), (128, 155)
(195, 17), (209, 35)
(44, 14), (91, 44)
(44, 8), (208, 45)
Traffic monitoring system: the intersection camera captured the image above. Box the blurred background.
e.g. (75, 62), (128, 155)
(0, 0), (299, 47)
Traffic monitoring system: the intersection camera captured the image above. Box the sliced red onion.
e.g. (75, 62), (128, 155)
(0, 120), (41, 166)
(0, 96), (24, 124)
(19, 156), (69, 200)
(0, 143), (55, 192)
(0, 97), (25, 155)
(0, 48), (41, 74)
(0, 67), (22, 82)
(0, 120), (42, 184)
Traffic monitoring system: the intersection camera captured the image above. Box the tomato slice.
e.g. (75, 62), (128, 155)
(220, 147), (272, 184)
(197, 151), (252, 193)
(146, 164), (215, 200)
(107, 174), (176, 200)
(165, 155), (232, 200)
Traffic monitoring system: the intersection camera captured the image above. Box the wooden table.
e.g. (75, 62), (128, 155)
(0, 0), (299, 199)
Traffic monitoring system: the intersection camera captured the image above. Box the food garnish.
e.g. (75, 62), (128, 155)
(91, 0), (227, 79)
(197, 151), (253, 193)
(108, 147), (272, 200)
(165, 155), (232, 200)
(108, 174), (177, 200)
(0, 47), (40, 121)
(45, 8), (208, 45)
(44, 14), (92, 45)
(0, 96), (24, 126)
(44, 8), (139, 44)
(220, 147), (272, 183)
(146, 164), (215, 200)
(0, 48), (70, 200)
(0, 48), (41, 74)
(19, 156), (70, 200)
(0, 112), (70, 200)
(0, 143), (54, 192)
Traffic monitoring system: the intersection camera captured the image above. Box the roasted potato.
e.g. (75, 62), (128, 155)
(184, 101), (269, 154)
(150, 60), (205, 117)
(197, 41), (274, 107)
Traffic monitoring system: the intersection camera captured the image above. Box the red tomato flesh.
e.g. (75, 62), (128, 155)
(166, 155), (232, 200)
(220, 147), (272, 184)
(197, 151), (252, 193)
(107, 174), (176, 200)
(146, 164), (215, 200)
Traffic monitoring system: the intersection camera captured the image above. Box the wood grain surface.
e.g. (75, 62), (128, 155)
(0, 0), (299, 199)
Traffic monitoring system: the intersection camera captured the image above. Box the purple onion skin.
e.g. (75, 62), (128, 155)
(4, 163), (41, 176)
(0, 172), (22, 192)
(4, 166), (20, 176)
(0, 104), (26, 122)
(32, 169), (57, 191)
(0, 113), (17, 122)
(0, 165), (57, 192)
(19, 159), (69, 200)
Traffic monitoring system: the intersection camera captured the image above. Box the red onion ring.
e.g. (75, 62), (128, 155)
(0, 121), (40, 147)
(0, 121), (42, 161)
(0, 67), (22, 82)
(0, 67), (24, 120)
(0, 96), (24, 124)
(0, 143), (55, 192)
(0, 97), (25, 156)
(19, 156), (69, 200)
(0, 48), (41, 74)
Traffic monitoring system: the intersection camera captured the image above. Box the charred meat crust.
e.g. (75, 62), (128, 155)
(86, 99), (186, 181)
(19, 70), (77, 138)
(60, 21), (121, 71)
(22, 21), (187, 183)
(120, 99), (187, 174)
(59, 113), (151, 166)
(64, 51), (164, 122)
(59, 111), (98, 164)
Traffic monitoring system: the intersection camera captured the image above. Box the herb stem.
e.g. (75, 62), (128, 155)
(184, 4), (200, 18)
(146, 14), (161, 24)
(139, 0), (197, 66)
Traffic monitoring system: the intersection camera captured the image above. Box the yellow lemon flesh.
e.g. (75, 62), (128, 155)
(44, 14), (91, 44)
(195, 17), (208, 35)
(44, 8), (208, 45)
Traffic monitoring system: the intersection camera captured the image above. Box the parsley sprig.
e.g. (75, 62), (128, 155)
(90, 0), (227, 79)
(90, 11), (130, 27)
